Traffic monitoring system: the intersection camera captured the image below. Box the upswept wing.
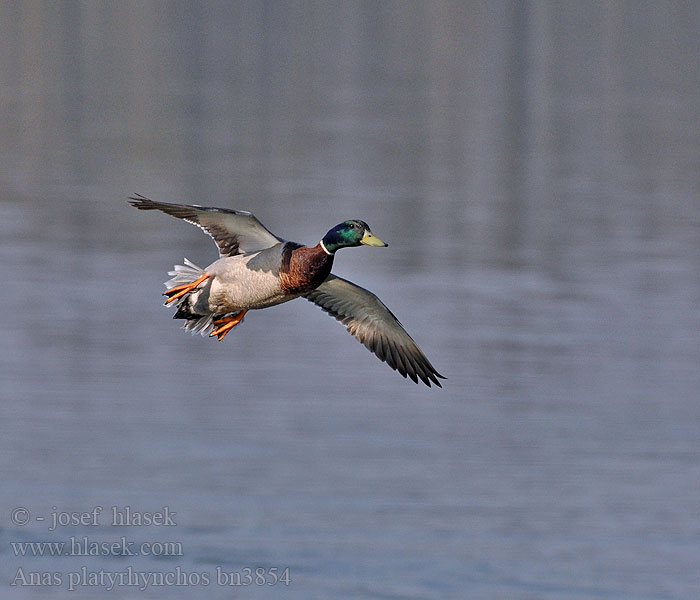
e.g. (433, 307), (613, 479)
(129, 194), (283, 256)
(305, 275), (445, 387)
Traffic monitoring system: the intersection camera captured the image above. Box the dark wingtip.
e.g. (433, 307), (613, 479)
(425, 370), (446, 388)
(128, 193), (152, 209)
(425, 375), (444, 388)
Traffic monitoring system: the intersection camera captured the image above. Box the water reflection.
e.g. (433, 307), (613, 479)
(2, 2), (700, 598)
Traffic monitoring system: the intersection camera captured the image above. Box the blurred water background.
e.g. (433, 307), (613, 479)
(2, 2), (700, 598)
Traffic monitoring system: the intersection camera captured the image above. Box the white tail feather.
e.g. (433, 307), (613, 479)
(183, 314), (215, 336)
(165, 258), (205, 288)
(164, 259), (216, 336)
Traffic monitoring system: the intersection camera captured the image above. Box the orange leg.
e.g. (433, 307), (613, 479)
(163, 273), (211, 305)
(210, 310), (248, 341)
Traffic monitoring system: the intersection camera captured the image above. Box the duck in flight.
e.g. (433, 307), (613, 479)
(129, 195), (445, 387)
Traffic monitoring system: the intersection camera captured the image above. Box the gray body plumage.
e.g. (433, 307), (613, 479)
(183, 244), (300, 314)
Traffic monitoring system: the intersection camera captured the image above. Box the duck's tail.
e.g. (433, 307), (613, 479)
(165, 258), (206, 290)
(165, 259), (215, 335)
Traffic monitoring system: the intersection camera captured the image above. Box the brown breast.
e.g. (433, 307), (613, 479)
(279, 242), (334, 294)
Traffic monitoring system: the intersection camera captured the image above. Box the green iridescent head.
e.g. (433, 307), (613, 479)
(321, 220), (388, 254)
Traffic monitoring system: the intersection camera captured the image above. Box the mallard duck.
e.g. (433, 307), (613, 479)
(129, 194), (445, 387)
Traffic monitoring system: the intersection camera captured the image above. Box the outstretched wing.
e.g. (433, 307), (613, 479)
(129, 194), (283, 257)
(305, 275), (446, 387)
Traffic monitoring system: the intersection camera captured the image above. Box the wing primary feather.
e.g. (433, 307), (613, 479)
(129, 194), (283, 257)
(305, 275), (445, 387)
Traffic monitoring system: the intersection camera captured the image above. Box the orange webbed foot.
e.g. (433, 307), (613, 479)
(210, 310), (248, 341)
(163, 273), (211, 305)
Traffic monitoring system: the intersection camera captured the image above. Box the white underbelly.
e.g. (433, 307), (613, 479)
(205, 252), (294, 312)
